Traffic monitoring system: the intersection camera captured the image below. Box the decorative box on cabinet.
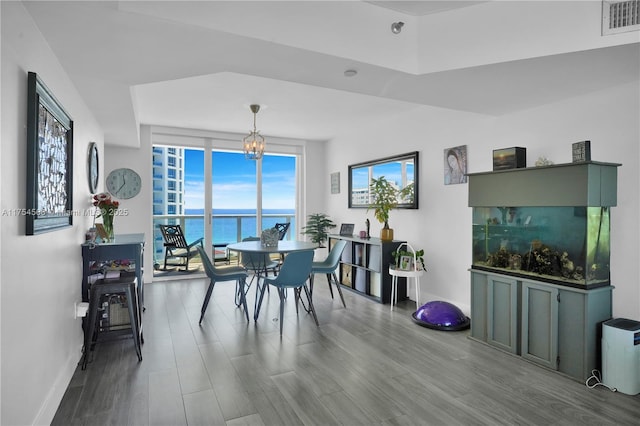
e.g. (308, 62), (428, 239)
(329, 234), (405, 304)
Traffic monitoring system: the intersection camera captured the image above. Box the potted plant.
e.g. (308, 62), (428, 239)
(301, 213), (336, 247)
(368, 176), (413, 241)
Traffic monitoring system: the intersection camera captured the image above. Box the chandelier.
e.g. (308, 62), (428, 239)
(242, 104), (265, 160)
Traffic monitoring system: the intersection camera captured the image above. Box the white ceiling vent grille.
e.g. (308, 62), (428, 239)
(603, 0), (640, 35)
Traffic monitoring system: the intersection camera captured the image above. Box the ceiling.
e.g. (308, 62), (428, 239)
(20, 1), (640, 146)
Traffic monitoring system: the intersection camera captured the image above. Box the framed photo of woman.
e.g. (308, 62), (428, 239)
(444, 145), (467, 185)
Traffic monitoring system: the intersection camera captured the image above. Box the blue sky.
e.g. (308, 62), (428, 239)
(183, 149), (296, 210)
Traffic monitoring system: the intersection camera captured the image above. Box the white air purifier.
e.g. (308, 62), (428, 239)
(602, 318), (640, 395)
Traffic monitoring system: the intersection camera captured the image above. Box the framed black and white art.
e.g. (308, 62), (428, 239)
(26, 72), (74, 235)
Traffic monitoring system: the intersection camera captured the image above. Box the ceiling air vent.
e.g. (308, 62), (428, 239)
(603, 0), (640, 35)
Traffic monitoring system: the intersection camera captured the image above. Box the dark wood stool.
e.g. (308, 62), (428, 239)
(82, 276), (142, 369)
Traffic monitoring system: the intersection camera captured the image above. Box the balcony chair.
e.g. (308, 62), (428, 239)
(257, 250), (318, 336)
(274, 222), (290, 240)
(196, 246), (250, 324)
(159, 224), (203, 271)
(310, 239), (348, 308)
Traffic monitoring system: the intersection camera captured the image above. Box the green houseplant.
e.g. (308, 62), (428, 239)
(368, 177), (413, 241)
(301, 213), (336, 247)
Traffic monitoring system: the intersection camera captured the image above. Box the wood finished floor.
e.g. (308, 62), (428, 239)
(53, 274), (640, 426)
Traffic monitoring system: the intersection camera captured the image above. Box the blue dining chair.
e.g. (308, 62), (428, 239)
(239, 236), (279, 303)
(196, 246), (250, 324)
(310, 239), (348, 308)
(257, 250), (317, 336)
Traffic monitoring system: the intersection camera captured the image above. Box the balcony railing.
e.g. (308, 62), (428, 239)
(152, 213), (295, 264)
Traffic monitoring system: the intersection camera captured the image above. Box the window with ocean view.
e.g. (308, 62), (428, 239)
(152, 145), (296, 272)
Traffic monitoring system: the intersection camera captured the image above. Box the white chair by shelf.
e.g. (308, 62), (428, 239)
(388, 243), (424, 312)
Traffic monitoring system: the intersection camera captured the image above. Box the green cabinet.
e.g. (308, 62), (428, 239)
(471, 270), (613, 381)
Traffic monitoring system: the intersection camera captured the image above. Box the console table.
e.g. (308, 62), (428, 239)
(81, 233), (145, 306)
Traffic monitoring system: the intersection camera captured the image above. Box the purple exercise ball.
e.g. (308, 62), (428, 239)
(413, 301), (470, 331)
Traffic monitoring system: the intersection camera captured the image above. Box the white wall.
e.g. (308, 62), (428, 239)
(326, 82), (640, 319)
(104, 128), (155, 283)
(1, 3), (105, 425)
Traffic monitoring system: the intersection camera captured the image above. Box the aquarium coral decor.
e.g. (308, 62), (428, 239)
(473, 206), (611, 287)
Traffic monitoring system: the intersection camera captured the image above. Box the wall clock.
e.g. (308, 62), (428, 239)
(87, 142), (99, 194)
(106, 168), (141, 199)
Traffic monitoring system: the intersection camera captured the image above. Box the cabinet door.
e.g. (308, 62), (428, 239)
(557, 286), (612, 381)
(470, 272), (488, 341)
(487, 275), (519, 354)
(521, 281), (558, 370)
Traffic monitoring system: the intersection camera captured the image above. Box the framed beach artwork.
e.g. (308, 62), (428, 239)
(444, 145), (467, 185)
(26, 72), (74, 235)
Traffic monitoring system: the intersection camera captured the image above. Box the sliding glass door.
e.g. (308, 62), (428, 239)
(210, 151), (296, 244)
(261, 154), (296, 240)
(153, 144), (297, 273)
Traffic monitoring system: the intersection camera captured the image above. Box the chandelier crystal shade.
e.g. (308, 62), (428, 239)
(243, 104), (265, 160)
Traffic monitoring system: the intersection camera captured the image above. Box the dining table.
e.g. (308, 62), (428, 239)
(226, 240), (318, 321)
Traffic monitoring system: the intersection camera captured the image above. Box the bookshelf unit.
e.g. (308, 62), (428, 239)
(328, 234), (405, 304)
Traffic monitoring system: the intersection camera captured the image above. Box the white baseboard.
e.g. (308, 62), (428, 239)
(32, 346), (81, 426)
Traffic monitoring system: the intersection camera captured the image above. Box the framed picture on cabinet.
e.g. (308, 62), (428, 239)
(572, 140), (591, 162)
(339, 223), (354, 236)
(26, 72), (74, 235)
(399, 255), (413, 271)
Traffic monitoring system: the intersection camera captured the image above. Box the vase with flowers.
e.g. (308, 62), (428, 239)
(93, 192), (119, 242)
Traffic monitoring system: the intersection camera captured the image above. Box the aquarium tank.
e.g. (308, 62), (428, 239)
(471, 206), (610, 287)
(467, 161), (620, 289)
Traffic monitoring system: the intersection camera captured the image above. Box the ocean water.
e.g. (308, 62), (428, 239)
(182, 209), (295, 245)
